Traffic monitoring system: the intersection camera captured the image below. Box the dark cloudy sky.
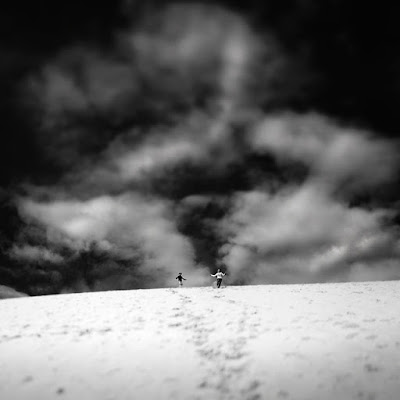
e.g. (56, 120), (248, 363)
(1, 0), (399, 295)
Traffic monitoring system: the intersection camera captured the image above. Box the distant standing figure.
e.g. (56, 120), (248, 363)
(176, 273), (187, 287)
(211, 269), (226, 288)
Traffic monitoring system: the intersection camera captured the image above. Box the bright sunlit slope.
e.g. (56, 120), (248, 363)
(1, 281), (400, 400)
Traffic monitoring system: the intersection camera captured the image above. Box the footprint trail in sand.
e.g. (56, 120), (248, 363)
(1, 281), (400, 400)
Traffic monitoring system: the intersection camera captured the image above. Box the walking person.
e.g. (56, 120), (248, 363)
(211, 268), (226, 288)
(175, 272), (187, 287)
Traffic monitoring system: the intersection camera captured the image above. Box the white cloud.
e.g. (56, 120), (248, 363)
(18, 193), (209, 286)
(251, 112), (399, 192)
(9, 245), (64, 264)
(346, 260), (400, 282)
(17, 3), (400, 289)
(114, 132), (205, 182)
(219, 182), (399, 284)
(127, 3), (261, 106)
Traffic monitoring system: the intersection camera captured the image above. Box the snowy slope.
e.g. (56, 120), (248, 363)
(1, 281), (400, 400)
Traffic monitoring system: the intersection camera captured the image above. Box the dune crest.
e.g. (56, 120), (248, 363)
(1, 281), (400, 399)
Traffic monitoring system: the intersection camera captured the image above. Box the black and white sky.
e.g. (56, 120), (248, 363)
(1, 0), (399, 295)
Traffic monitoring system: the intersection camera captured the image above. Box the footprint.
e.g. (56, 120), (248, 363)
(168, 323), (182, 328)
(247, 380), (260, 391)
(198, 380), (208, 389)
(364, 363), (380, 373)
(56, 388), (65, 395)
(346, 333), (358, 339)
(243, 392), (261, 400)
(225, 352), (246, 360)
(277, 390), (289, 398)
(343, 323), (359, 329)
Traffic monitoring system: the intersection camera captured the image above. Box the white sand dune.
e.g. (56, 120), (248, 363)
(1, 281), (400, 400)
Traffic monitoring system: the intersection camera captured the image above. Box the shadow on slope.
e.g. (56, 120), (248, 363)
(0, 284), (28, 299)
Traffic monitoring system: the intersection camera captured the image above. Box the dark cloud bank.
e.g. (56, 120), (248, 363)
(0, 1), (399, 295)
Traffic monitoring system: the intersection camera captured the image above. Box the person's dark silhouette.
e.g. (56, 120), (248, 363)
(175, 273), (187, 287)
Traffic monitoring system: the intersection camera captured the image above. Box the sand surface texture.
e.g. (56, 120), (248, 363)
(1, 281), (400, 400)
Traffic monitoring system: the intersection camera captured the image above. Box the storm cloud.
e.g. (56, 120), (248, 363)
(1, 1), (399, 294)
